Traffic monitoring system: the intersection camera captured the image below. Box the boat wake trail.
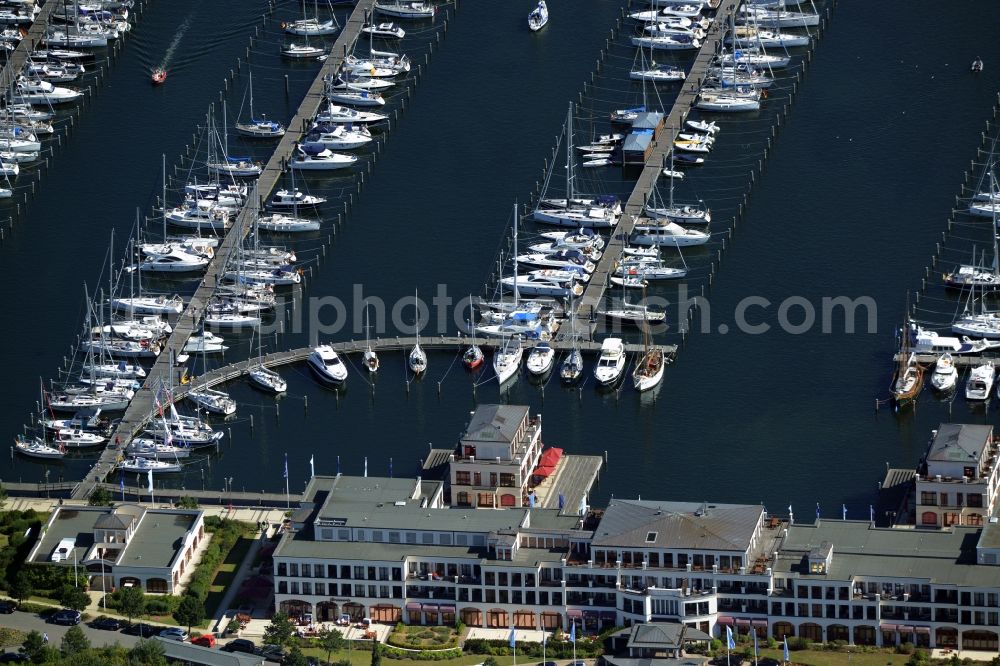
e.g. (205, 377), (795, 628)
(160, 14), (193, 70)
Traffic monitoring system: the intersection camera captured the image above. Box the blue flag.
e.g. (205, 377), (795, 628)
(119, 470), (125, 498)
(726, 626), (735, 650)
(815, 502), (820, 519)
(508, 627), (516, 648)
(570, 622), (576, 643)
(283, 453), (289, 480)
(558, 493), (565, 509)
(842, 503), (847, 520)
(783, 636), (790, 661)
(528, 492), (536, 508)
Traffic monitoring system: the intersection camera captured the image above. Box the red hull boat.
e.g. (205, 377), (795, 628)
(151, 69), (167, 85)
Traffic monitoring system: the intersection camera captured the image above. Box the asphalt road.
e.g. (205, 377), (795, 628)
(0, 610), (147, 652)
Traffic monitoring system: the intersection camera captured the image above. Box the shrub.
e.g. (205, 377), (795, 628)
(381, 646), (463, 661)
(896, 642), (915, 655)
(787, 637), (811, 651)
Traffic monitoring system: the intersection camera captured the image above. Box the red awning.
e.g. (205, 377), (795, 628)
(898, 625), (914, 634)
(405, 602), (422, 611)
(422, 604), (438, 612)
(567, 609), (583, 618)
(881, 624), (897, 632)
(539, 447), (563, 467)
(751, 619), (768, 627)
(716, 616), (734, 626)
(438, 605), (456, 613)
(735, 619), (751, 626)
(915, 626), (930, 635)
(533, 465), (556, 479)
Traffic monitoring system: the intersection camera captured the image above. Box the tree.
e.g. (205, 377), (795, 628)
(87, 487), (113, 507)
(482, 657), (500, 666)
(118, 585), (146, 625)
(370, 640), (382, 666)
(176, 496), (199, 509)
(318, 627), (345, 665)
(129, 639), (167, 666)
(263, 612), (296, 647)
(20, 630), (51, 664)
(59, 584), (91, 612)
(173, 595), (205, 635)
(0, 483), (7, 510)
(284, 646), (309, 666)
(60, 625), (91, 656)
(10, 571), (31, 603)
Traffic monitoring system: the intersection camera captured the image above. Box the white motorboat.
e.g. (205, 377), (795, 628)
(500, 272), (584, 298)
(249, 365), (287, 393)
(117, 457), (182, 473)
(686, 119), (719, 134)
(187, 387), (237, 415)
(539, 229), (607, 251)
(0, 148), (39, 161)
(132, 245), (210, 273)
(127, 438), (191, 459)
(166, 201), (233, 232)
(308, 344), (348, 385)
(15, 437), (65, 459)
(526, 342), (555, 376)
(594, 337), (626, 386)
(112, 295), (184, 315)
(315, 102), (387, 124)
(631, 34), (701, 51)
(516, 249), (595, 274)
(257, 213), (321, 233)
(717, 48), (791, 69)
(610, 275), (650, 289)
(14, 78), (81, 104)
(291, 145), (358, 170)
(54, 428), (105, 448)
(375, 1), (435, 19)
(207, 158), (262, 178)
(326, 89), (385, 107)
(910, 324), (1000, 355)
(966, 362), (995, 400)
(528, 0), (548, 31)
(282, 42), (326, 59)
(270, 188), (326, 210)
(661, 168), (685, 179)
(528, 241), (602, 261)
(183, 332), (229, 354)
(632, 220), (711, 247)
(952, 313), (1000, 339)
(532, 205), (618, 229)
(493, 337), (523, 385)
(306, 124), (373, 149)
(739, 6), (820, 28)
(930, 353), (958, 393)
(362, 22), (405, 39)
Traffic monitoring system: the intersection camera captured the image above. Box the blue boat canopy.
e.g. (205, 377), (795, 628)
(227, 156), (252, 163)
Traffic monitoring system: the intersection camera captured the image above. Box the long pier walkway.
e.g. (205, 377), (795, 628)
(71, 0), (376, 501)
(565, 0), (741, 329)
(0, 0), (57, 91)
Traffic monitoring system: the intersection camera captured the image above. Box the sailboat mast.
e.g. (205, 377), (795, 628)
(565, 101), (573, 207)
(161, 154), (167, 239)
(992, 170), (999, 279)
(248, 70), (254, 120)
(512, 202), (519, 306)
(108, 228), (114, 325)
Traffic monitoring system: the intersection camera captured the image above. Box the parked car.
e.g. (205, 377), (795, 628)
(538, 661), (558, 666)
(192, 634), (216, 648)
(258, 644), (287, 661)
(122, 622), (157, 637)
(0, 601), (16, 614)
(222, 638), (257, 654)
(159, 628), (188, 642)
(90, 616), (123, 631)
(0, 652), (28, 663)
(48, 609), (81, 626)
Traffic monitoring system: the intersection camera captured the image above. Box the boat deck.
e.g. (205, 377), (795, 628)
(562, 0), (741, 332)
(70, 0), (377, 501)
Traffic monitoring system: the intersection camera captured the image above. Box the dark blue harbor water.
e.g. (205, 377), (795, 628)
(4, 0), (1000, 517)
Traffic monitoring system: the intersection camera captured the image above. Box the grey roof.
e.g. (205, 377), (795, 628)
(603, 657), (708, 666)
(462, 405), (527, 443)
(121, 511), (197, 569)
(774, 520), (1000, 587)
(275, 530), (486, 562)
(315, 476), (423, 521)
(31, 507), (98, 564)
(319, 499), (529, 533)
(592, 500), (761, 552)
(632, 112), (664, 129)
(624, 622), (713, 649)
(422, 448), (454, 480)
(875, 468), (915, 528)
(928, 423), (991, 463)
(152, 636), (264, 666)
(623, 133), (653, 152)
(93, 512), (130, 530)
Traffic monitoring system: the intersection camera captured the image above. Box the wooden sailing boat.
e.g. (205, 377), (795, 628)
(632, 288), (666, 392)
(891, 307), (924, 407)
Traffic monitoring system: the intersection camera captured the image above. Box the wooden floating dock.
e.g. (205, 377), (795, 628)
(561, 0), (741, 333)
(0, 0), (57, 91)
(71, 0), (377, 501)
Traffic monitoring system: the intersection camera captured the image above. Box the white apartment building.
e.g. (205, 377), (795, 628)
(915, 424), (1000, 528)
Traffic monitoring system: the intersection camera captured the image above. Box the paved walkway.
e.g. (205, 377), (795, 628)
(211, 529), (269, 634)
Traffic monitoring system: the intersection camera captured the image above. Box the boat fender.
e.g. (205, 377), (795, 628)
(761, 89), (768, 99)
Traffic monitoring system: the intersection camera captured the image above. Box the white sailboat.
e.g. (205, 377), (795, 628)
(632, 315), (667, 392)
(363, 304), (379, 373)
(236, 70), (285, 139)
(409, 289), (427, 375)
(528, 1), (548, 31)
(248, 330), (287, 394)
(493, 336), (522, 385)
(187, 387), (237, 415)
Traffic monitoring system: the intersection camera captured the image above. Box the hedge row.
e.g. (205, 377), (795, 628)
(382, 646), (463, 660)
(463, 638), (603, 658)
(184, 518), (254, 604)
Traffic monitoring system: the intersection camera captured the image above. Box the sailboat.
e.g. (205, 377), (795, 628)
(532, 103), (619, 229)
(187, 386), (237, 415)
(248, 330), (287, 394)
(236, 70), (285, 139)
(633, 317), (667, 392)
(599, 271), (667, 325)
(408, 289), (427, 375)
(945, 171), (1000, 290)
(560, 307), (584, 383)
(645, 148), (711, 224)
(363, 304), (379, 373)
(208, 103), (262, 177)
(283, 0), (340, 35)
(527, 1), (548, 31)
(891, 319), (923, 408)
(463, 298), (484, 370)
(493, 336), (522, 385)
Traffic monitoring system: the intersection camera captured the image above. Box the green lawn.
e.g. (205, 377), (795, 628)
(757, 648), (912, 665)
(299, 650), (522, 666)
(203, 536), (254, 616)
